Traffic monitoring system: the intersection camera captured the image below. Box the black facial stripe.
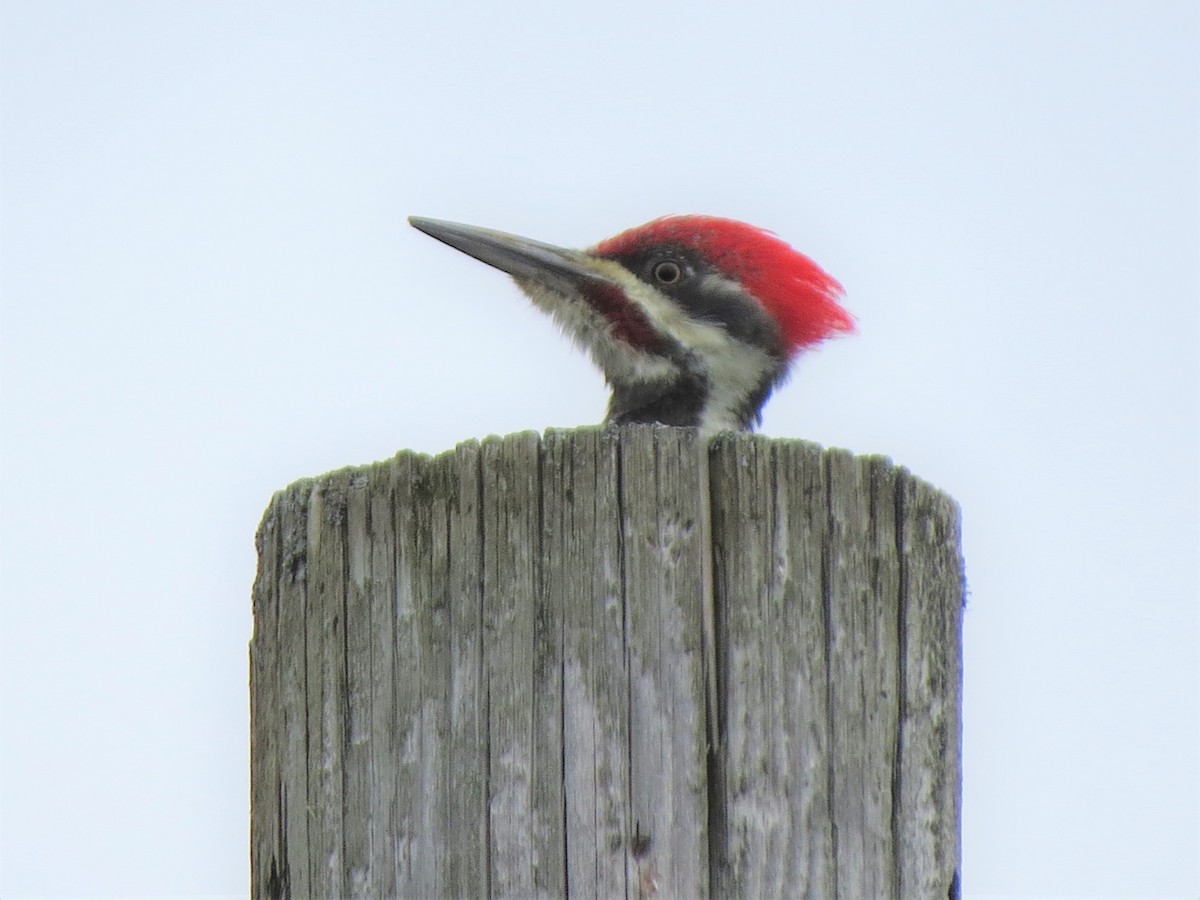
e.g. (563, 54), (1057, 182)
(605, 245), (786, 357)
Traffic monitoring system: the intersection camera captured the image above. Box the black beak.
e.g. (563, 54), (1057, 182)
(409, 217), (614, 292)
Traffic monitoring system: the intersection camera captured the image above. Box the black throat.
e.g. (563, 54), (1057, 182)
(604, 361), (782, 432)
(605, 368), (711, 428)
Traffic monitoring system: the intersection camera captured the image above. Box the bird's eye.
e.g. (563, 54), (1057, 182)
(653, 261), (682, 285)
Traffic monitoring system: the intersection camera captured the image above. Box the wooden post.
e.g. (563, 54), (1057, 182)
(250, 426), (963, 899)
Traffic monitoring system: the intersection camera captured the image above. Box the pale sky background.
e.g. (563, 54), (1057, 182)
(1, 2), (1197, 897)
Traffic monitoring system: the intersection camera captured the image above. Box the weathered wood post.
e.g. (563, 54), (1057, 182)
(250, 426), (963, 899)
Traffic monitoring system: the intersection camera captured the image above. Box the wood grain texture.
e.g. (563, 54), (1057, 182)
(543, 428), (629, 900)
(707, 435), (836, 899)
(250, 427), (964, 899)
(618, 426), (710, 899)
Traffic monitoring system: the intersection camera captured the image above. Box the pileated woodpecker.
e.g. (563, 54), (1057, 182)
(409, 215), (853, 432)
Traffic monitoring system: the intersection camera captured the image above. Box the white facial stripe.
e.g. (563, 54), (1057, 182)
(698, 343), (776, 432)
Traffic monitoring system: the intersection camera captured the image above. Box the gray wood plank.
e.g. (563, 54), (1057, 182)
(824, 451), (900, 898)
(391, 450), (448, 897)
(775, 439), (837, 895)
(444, 441), (489, 898)
(896, 473), (964, 899)
(618, 426), (710, 899)
(480, 432), (558, 897)
(362, 457), (403, 898)
(249, 486), (284, 898)
(544, 427), (630, 900)
(709, 435), (837, 899)
(276, 480), (314, 899)
(529, 435), (567, 900)
(305, 473), (352, 897)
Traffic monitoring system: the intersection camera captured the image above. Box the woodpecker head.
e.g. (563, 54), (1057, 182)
(409, 215), (853, 432)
